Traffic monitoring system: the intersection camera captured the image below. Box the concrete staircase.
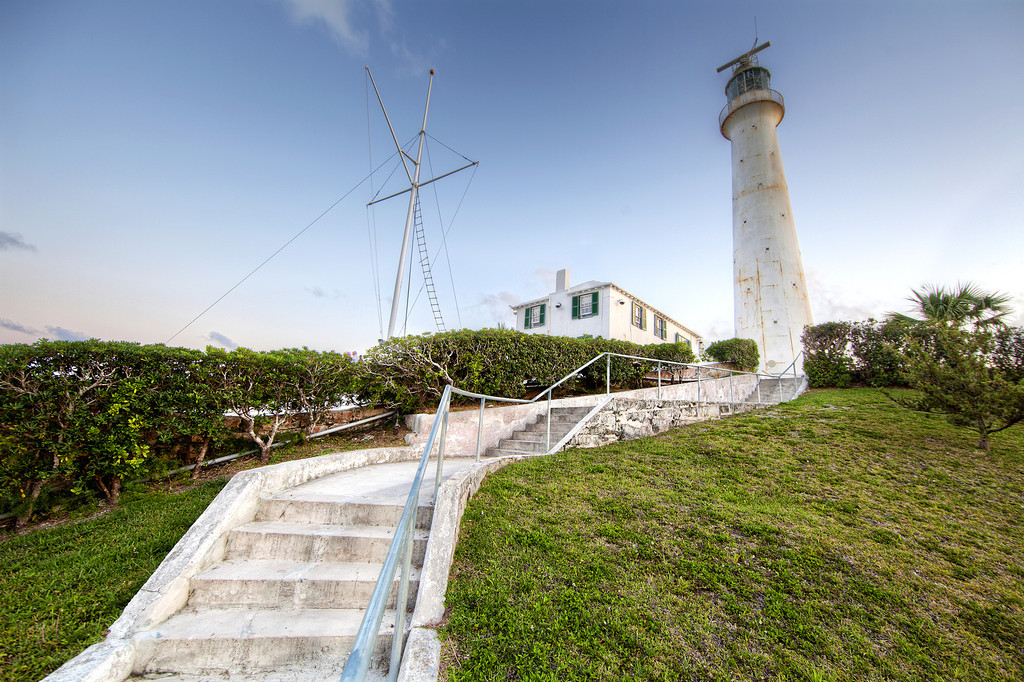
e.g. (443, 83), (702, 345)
(485, 406), (591, 457)
(745, 376), (805, 404)
(131, 485), (433, 680)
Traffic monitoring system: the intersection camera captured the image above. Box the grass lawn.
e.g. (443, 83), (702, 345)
(0, 481), (227, 681)
(0, 424), (409, 682)
(441, 388), (1024, 681)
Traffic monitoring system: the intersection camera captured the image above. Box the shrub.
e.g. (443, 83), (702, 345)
(356, 330), (697, 411)
(802, 322), (853, 388)
(0, 341), (357, 520)
(704, 338), (759, 372)
(803, 320), (916, 388)
(888, 327), (1024, 450)
(848, 320), (910, 387)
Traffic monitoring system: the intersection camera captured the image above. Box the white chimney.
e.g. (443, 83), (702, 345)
(555, 269), (570, 292)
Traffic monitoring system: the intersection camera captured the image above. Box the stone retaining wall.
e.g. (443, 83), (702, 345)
(568, 398), (761, 449)
(404, 373), (760, 457)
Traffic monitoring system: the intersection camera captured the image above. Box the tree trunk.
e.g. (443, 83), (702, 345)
(190, 437), (212, 480)
(94, 475), (122, 506)
(976, 417), (991, 450)
(14, 479), (44, 531)
(259, 418), (283, 462)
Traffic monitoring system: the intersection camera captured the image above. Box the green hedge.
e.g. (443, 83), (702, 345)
(801, 320), (1024, 388)
(357, 329), (695, 411)
(703, 338), (759, 372)
(802, 320), (913, 388)
(0, 341), (356, 526)
(1, 332), (694, 524)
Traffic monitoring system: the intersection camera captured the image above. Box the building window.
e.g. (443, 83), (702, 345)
(654, 315), (667, 340)
(631, 302), (646, 330)
(674, 332), (692, 349)
(524, 303), (546, 329)
(572, 291), (599, 319)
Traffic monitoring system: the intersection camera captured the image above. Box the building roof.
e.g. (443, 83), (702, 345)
(511, 280), (702, 339)
(511, 280), (609, 310)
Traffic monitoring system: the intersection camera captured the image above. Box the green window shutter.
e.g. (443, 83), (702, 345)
(539, 304), (546, 326)
(591, 292), (599, 315)
(524, 307), (531, 329)
(572, 296), (580, 319)
(642, 308), (647, 330)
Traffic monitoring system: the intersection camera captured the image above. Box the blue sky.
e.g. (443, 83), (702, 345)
(3, 0), (1023, 353)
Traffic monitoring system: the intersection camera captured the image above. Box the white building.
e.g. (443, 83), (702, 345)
(510, 269), (703, 350)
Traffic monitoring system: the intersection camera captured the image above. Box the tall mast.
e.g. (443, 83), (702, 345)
(366, 67), (434, 340)
(365, 68), (477, 340)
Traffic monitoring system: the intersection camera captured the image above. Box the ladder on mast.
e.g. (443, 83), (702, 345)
(412, 195), (446, 332)
(364, 67), (477, 340)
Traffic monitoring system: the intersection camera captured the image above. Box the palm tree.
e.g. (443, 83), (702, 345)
(887, 282), (1012, 329)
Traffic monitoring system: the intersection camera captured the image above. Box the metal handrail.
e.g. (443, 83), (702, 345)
(340, 385), (453, 682)
(340, 350), (806, 681)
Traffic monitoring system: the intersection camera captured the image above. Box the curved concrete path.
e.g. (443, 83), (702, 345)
(44, 449), (492, 682)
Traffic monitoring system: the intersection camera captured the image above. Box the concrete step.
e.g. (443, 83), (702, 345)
(189, 559), (419, 611)
(132, 607), (396, 676)
(547, 411), (590, 423)
(224, 522), (429, 565)
(133, 668), (386, 681)
(484, 448), (540, 458)
(519, 424), (576, 439)
(483, 406), (593, 458)
(255, 499), (433, 530)
(550, 406), (590, 414)
(496, 438), (547, 453)
(744, 377), (802, 404)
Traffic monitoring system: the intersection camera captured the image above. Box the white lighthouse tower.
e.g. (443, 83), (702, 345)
(718, 42), (812, 373)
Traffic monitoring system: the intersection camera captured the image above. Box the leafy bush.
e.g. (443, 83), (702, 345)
(848, 320), (909, 387)
(704, 338), (759, 372)
(887, 326), (1024, 450)
(993, 326), (1024, 383)
(1, 332), (695, 520)
(0, 341), (356, 523)
(802, 320), (917, 388)
(356, 330), (696, 411)
(802, 322), (854, 388)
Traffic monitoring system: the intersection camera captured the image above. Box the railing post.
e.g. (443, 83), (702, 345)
(696, 365), (701, 406)
(657, 361), (662, 400)
(606, 354), (611, 395)
(757, 376), (762, 403)
(388, 528), (414, 682)
(729, 372), (734, 406)
(434, 400), (449, 500)
(475, 396), (485, 462)
(792, 358), (799, 400)
(778, 375), (782, 405)
(546, 391), (552, 453)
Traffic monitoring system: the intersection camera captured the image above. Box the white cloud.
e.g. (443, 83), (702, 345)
(306, 286), (343, 300)
(533, 268), (556, 292)
(279, 0), (390, 55)
(478, 292), (520, 326)
(805, 268), (886, 324)
(0, 319), (88, 341)
(44, 326), (89, 342)
(208, 331), (238, 349)
(0, 318), (37, 335)
(0, 231), (37, 252)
